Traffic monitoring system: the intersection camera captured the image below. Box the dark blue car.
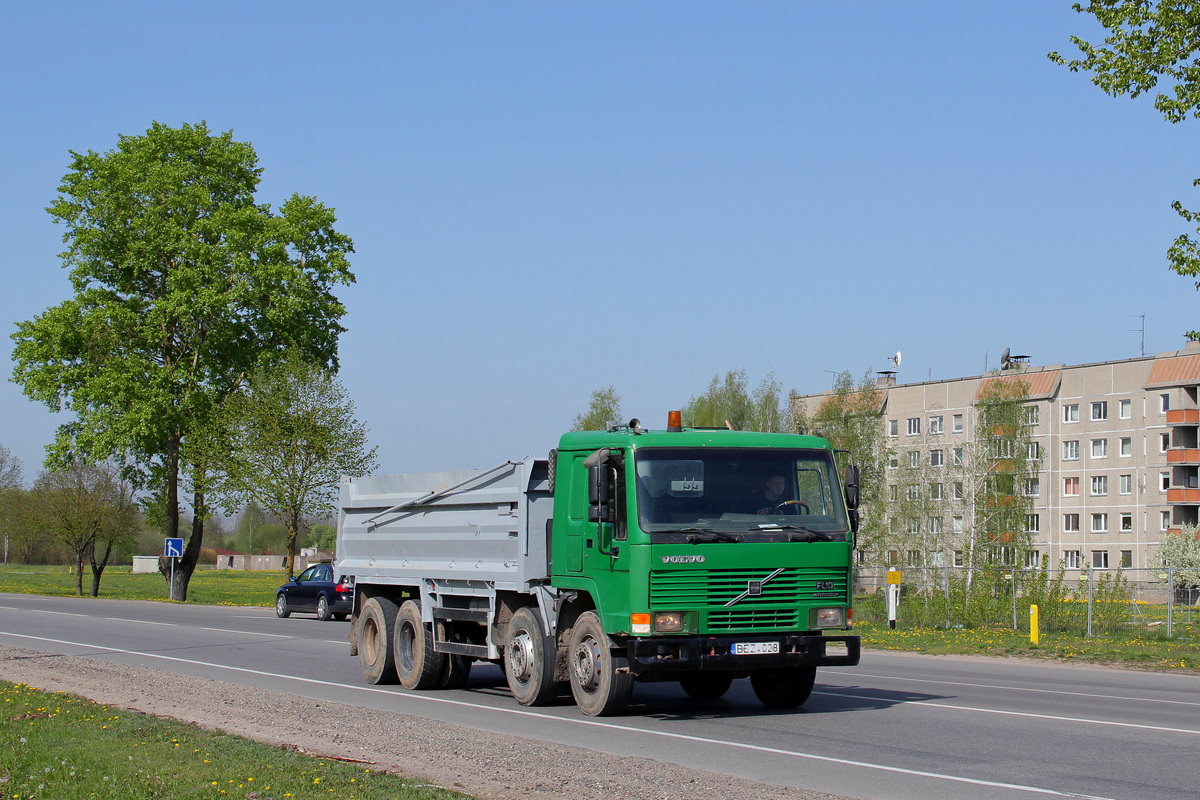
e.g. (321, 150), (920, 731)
(275, 563), (352, 621)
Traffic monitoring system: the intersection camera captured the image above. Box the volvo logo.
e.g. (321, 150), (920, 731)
(661, 555), (706, 564)
(725, 567), (786, 607)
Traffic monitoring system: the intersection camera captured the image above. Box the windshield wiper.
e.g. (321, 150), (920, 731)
(757, 524), (835, 542)
(668, 527), (744, 544)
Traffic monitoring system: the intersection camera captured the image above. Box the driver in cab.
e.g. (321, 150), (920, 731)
(757, 474), (787, 515)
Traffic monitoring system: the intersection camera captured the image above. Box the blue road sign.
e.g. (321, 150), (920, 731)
(164, 538), (184, 558)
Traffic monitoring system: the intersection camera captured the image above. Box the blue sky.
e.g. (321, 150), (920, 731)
(1, 1), (1196, 483)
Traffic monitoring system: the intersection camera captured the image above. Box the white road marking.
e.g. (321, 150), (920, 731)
(0, 606), (88, 618)
(105, 618), (177, 626)
(0, 630), (1125, 800)
(199, 627), (291, 638)
(835, 669), (1200, 708)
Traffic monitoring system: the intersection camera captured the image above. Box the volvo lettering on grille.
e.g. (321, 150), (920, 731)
(724, 567), (786, 606)
(660, 555), (706, 564)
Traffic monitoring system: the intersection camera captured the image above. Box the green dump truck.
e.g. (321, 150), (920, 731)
(336, 412), (861, 716)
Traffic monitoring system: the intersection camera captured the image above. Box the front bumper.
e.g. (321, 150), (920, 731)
(624, 633), (859, 675)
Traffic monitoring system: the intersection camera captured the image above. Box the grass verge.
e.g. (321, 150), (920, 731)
(0, 680), (470, 800)
(0, 565), (280, 606)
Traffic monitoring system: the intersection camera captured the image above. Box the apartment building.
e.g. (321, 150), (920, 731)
(795, 341), (1200, 571)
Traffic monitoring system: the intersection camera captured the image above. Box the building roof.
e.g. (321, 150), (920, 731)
(973, 368), (1062, 403)
(1145, 353), (1200, 387)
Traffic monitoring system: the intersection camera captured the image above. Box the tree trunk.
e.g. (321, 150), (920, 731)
(74, 550), (84, 597)
(284, 512), (301, 579)
(89, 539), (113, 598)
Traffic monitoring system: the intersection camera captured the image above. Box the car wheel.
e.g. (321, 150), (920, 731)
(317, 595), (333, 621)
(275, 594), (290, 618)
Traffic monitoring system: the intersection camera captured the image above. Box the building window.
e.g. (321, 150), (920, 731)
(889, 485), (899, 501)
(1027, 442), (1040, 460)
(953, 516), (964, 535)
(889, 419), (899, 437)
(1091, 476), (1108, 496)
(1161, 433), (1171, 453)
(1119, 474), (1132, 495)
(1091, 401), (1108, 421)
(1064, 513), (1080, 532)
(929, 415), (944, 435)
(1161, 510), (1171, 531)
(953, 414), (964, 433)
(1119, 398), (1131, 419)
(1064, 403), (1079, 423)
(1120, 550), (1133, 568)
(1025, 406), (1040, 426)
(954, 481), (964, 500)
(907, 417), (921, 435)
(1025, 478), (1040, 497)
(1092, 513), (1108, 533)
(1091, 438), (1107, 459)
(888, 454), (898, 469)
(1092, 550), (1109, 569)
(1161, 471), (1170, 491)
(953, 446), (964, 465)
(907, 550), (922, 567)
(1025, 550), (1041, 568)
(1120, 513), (1133, 532)
(908, 484), (920, 501)
(1120, 437), (1132, 457)
(1063, 440), (1079, 461)
(1064, 550), (1081, 569)
(1064, 477), (1079, 496)
(1026, 513), (1040, 532)
(930, 482), (944, 500)
(1161, 393), (1170, 414)
(908, 450), (920, 468)
(929, 516), (943, 535)
(954, 550), (964, 567)
(930, 449), (944, 467)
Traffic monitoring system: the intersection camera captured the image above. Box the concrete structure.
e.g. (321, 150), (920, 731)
(795, 341), (1200, 572)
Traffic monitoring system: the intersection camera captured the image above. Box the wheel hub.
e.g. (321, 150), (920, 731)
(508, 630), (534, 681)
(571, 635), (602, 692)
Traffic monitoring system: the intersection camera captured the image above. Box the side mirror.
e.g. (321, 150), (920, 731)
(843, 464), (860, 510)
(587, 463), (614, 523)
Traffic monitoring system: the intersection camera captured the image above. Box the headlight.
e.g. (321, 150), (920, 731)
(814, 607), (845, 628)
(653, 611), (685, 632)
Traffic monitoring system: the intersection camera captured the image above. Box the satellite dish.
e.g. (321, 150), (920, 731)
(893, 351), (902, 368)
(1000, 347), (1011, 371)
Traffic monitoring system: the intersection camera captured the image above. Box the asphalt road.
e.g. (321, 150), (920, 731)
(1, 592), (1197, 800)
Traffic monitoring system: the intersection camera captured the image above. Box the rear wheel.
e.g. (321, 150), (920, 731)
(679, 672), (734, 701)
(357, 597), (399, 684)
(275, 594), (290, 618)
(316, 595), (333, 621)
(394, 600), (445, 690)
(567, 611), (632, 716)
(750, 666), (816, 709)
(505, 606), (559, 706)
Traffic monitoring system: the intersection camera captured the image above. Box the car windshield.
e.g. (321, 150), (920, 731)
(634, 447), (849, 541)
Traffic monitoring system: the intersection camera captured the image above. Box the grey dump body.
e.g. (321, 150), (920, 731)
(336, 459), (552, 658)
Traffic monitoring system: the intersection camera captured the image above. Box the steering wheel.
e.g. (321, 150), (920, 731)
(772, 500), (809, 515)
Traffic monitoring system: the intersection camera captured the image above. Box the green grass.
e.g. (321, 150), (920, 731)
(0, 681), (469, 800)
(0, 565), (282, 606)
(854, 619), (1199, 672)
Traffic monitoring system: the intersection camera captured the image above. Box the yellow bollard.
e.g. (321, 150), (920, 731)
(1030, 604), (1039, 645)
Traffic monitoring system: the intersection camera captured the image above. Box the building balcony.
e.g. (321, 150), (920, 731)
(1167, 448), (1200, 464)
(1166, 409), (1200, 426)
(1166, 487), (1200, 504)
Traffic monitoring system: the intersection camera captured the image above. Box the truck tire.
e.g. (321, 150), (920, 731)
(567, 611), (633, 716)
(394, 600), (446, 690)
(679, 672), (734, 701)
(750, 666), (816, 709)
(358, 597), (399, 685)
(504, 606), (559, 706)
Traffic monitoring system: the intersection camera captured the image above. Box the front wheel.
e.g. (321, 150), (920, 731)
(394, 600), (445, 690)
(750, 666), (816, 709)
(567, 611), (632, 716)
(505, 606), (559, 706)
(275, 594), (290, 618)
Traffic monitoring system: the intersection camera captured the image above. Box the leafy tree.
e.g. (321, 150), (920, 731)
(306, 522), (338, 554)
(1051, 3), (1200, 332)
(0, 445), (23, 565)
(200, 352), (377, 577)
(33, 462), (138, 596)
(233, 502), (268, 554)
(1152, 522), (1200, 591)
(684, 370), (787, 432)
(572, 385), (623, 431)
(793, 371), (890, 559)
(10, 122), (354, 600)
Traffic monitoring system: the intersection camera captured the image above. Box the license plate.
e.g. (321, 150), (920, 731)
(732, 641), (779, 655)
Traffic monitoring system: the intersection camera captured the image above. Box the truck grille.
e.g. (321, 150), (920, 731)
(649, 567), (847, 633)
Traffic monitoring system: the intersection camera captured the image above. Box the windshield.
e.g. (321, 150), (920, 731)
(635, 447), (849, 541)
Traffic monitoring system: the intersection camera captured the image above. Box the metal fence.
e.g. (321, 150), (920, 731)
(853, 566), (1197, 637)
